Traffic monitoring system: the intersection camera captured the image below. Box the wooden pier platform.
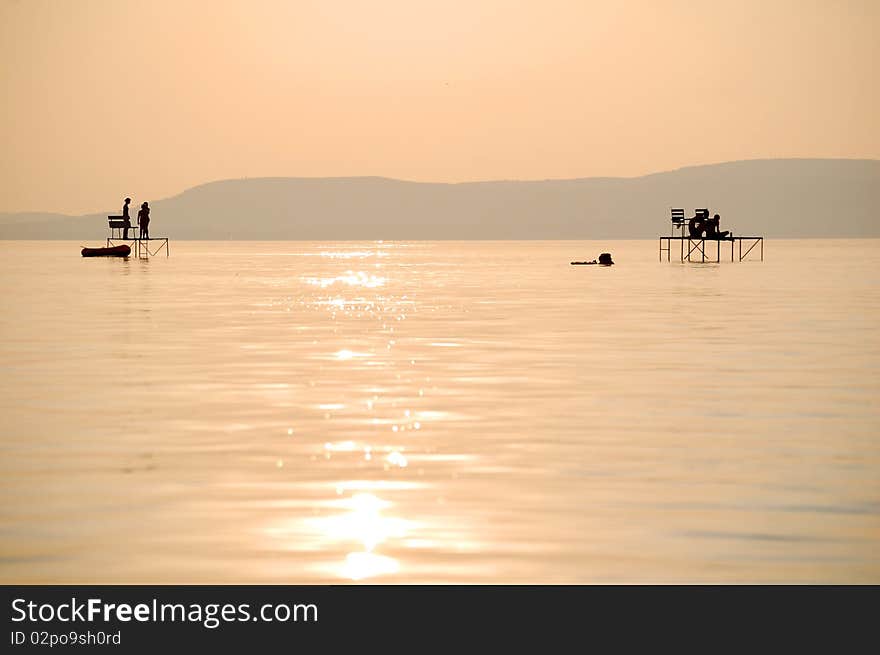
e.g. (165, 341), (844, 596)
(106, 237), (169, 258)
(659, 236), (763, 262)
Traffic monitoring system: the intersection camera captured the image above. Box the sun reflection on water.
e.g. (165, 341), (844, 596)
(316, 493), (408, 551)
(316, 250), (388, 259)
(304, 271), (386, 288)
(309, 492), (413, 580)
(341, 552), (399, 580)
(333, 349), (370, 361)
(259, 245), (457, 581)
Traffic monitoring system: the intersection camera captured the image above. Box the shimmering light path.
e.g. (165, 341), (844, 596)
(1, 240), (878, 583)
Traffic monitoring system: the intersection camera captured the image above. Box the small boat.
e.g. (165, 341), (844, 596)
(81, 244), (131, 257)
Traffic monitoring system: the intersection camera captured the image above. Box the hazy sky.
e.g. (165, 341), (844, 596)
(2, 0), (878, 214)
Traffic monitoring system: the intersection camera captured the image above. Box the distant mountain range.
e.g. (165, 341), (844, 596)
(1, 159), (877, 239)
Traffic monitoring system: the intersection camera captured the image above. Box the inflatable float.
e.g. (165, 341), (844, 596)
(81, 244), (131, 257)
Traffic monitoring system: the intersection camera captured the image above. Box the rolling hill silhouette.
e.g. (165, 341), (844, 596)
(1, 159), (877, 239)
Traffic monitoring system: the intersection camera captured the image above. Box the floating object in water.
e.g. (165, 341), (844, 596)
(81, 244), (131, 257)
(571, 252), (614, 266)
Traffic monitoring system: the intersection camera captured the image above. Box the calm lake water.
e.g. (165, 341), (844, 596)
(1, 239), (878, 583)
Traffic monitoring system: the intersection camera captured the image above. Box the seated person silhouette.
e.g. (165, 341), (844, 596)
(688, 215), (705, 238)
(705, 214), (731, 239)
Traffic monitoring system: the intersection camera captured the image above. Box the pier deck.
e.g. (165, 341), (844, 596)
(659, 236), (763, 262)
(106, 237), (169, 258)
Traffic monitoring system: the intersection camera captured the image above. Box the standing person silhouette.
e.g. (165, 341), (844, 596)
(121, 197), (132, 239)
(137, 202), (150, 240)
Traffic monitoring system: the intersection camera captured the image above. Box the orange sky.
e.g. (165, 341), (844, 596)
(1, 0), (878, 214)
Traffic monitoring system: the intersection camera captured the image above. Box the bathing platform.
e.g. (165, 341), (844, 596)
(106, 216), (169, 258)
(106, 236), (169, 258)
(660, 208), (763, 262)
(659, 235), (763, 262)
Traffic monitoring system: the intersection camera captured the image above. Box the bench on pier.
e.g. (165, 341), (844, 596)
(107, 215), (133, 239)
(671, 208), (709, 236)
(670, 208), (709, 235)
